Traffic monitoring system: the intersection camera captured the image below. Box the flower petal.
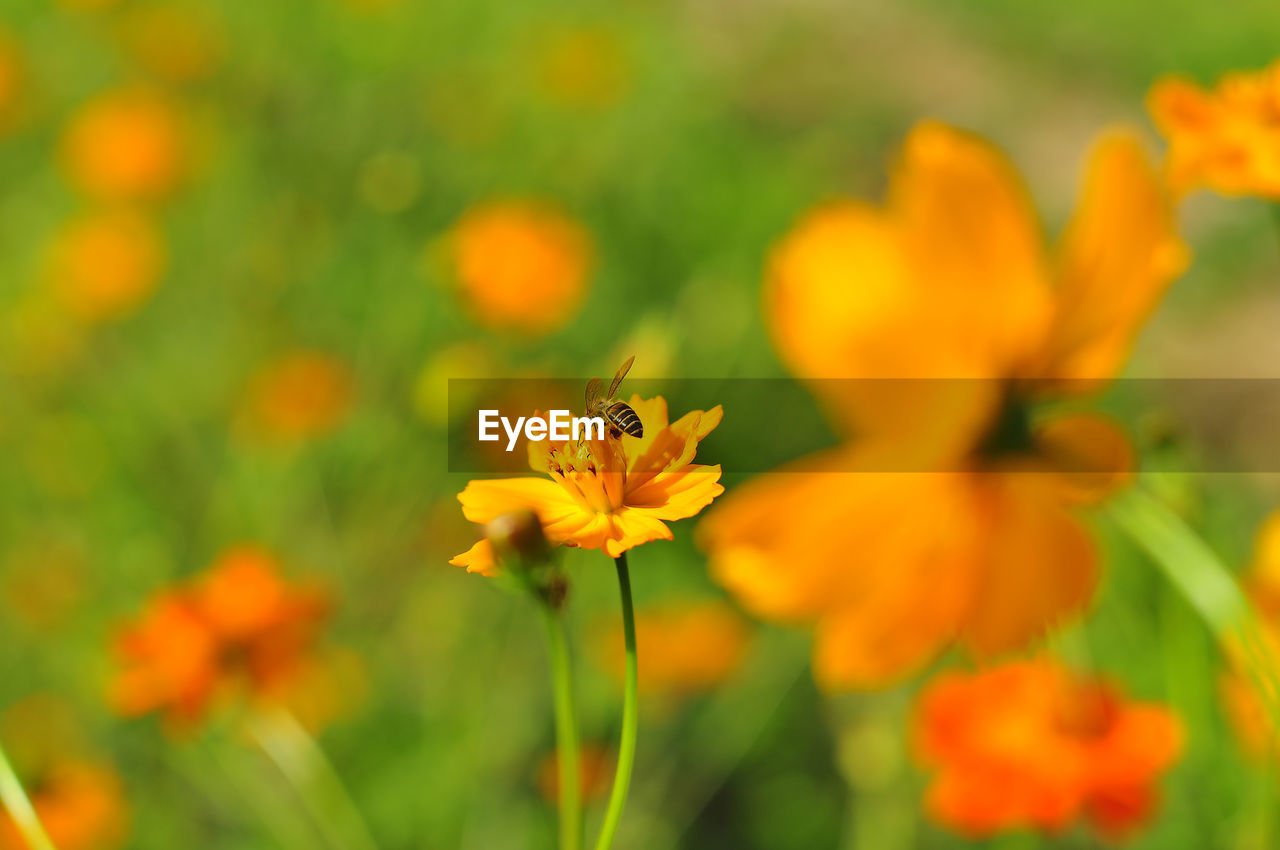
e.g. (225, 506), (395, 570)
(448, 539), (500, 577)
(1037, 132), (1187, 386)
(626, 465), (724, 521)
(960, 474), (1099, 655)
(457, 477), (580, 525)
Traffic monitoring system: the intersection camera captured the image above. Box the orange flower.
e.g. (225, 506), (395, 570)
(451, 396), (723, 574)
(0, 761), (128, 850)
(239, 351), (354, 443)
(1149, 61), (1280, 198)
(110, 547), (329, 726)
(914, 659), (1182, 840)
(1221, 510), (1280, 758)
(46, 209), (165, 323)
(60, 89), (184, 202)
(595, 599), (749, 696)
(449, 201), (590, 335)
(701, 122), (1185, 689)
(535, 744), (613, 805)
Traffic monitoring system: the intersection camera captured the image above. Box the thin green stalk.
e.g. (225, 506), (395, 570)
(0, 739), (56, 850)
(248, 705), (380, 850)
(541, 606), (582, 850)
(1109, 483), (1280, 724)
(594, 552), (638, 850)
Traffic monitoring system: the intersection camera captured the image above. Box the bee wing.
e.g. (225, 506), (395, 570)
(585, 377), (602, 409)
(607, 355), (635, 398)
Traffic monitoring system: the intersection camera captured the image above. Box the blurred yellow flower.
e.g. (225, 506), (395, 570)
(451, 396), (723, 574)
(60, 89), (185, 202)
(110, 547), (330, 727)
(47, 209), (166, 323)
(701, 122), (1185, 689)
(914, 658), (1182, 840)
(596, 599), (750, 696)
(449, 201), (591, 336)
(1149, 60), (1280, 198)
(536, 27), (630, 109)
(0, 761), (128, 850)
(239, 351), (354, 443)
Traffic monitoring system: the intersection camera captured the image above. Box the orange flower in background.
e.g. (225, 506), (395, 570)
(449, 201), (591, 335)
(701, 121), (1186, 689)
(0, 761), (128, 850)
(47, 209), (166, 323)
(536, 744), (613, 805)
(596, 599), (750, 696)
(1149, 60), (1280, 198)
(1221, 510), (1280, 758)
(61, 89), (184, 202)
(451, 396), (723, 575)
(914, 658), (1182, 840)
(111, 547), (329, 726)
(239, 351), (354, 443)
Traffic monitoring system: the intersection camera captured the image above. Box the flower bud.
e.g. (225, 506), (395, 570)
(485, 510), (554, 566)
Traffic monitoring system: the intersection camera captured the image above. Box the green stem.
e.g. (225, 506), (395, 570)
(541, 606), (582, 850)
(0, 739), (56, 850)
(248, 705), (380, 850)
(1109, 483), (1280, 724)
(594, 552), (638, 850)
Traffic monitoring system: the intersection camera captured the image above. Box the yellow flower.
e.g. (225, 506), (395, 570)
(1149, 60), (1280, 198)
(46, 209), (166, 323)
(449, 201), (591, 336)
(451, 396), (723, 574)
(700, 122), (1185, 689)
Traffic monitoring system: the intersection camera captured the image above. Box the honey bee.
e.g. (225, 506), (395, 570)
(585, 355), (643, 439)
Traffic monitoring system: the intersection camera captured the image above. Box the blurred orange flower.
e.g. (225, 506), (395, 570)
(449, 201), (591, 335)
(1221, 510), (1280, 758)
(239, 351), (354, 443)
(110, 547), (329, 726)
(596, 599), (749, 696)
(914, 658), (1182, 840)
(451, 396), (723, 574)
(701, 121), (1186, 689)
(0, 762), (128, 850)
(60, 89), (184, 202)
(535, 744), (613, 805)
(47, 209), (166, 323)
(1149, 60), (1280, 198)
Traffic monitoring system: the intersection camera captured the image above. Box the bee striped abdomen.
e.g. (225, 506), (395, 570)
(606, 401), (643, 438)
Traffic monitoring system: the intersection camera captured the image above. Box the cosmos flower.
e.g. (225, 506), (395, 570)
(110, 547), (329, 727)
(595, 599), (750, 697)
(914, 658), (1182, 840)
(60, 89), (185, 202)
(700, 121), (1186, 689)
(0, 761), (128, 850)
(238, 351), (354, 443)
(451, 396), (723, 574)
(448, 201), (591, 336)
(46, 209), (166, 323)
(1149, 60), (1280, 198)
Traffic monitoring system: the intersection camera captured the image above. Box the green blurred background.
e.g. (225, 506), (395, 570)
(2, 0), (1280, 847)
